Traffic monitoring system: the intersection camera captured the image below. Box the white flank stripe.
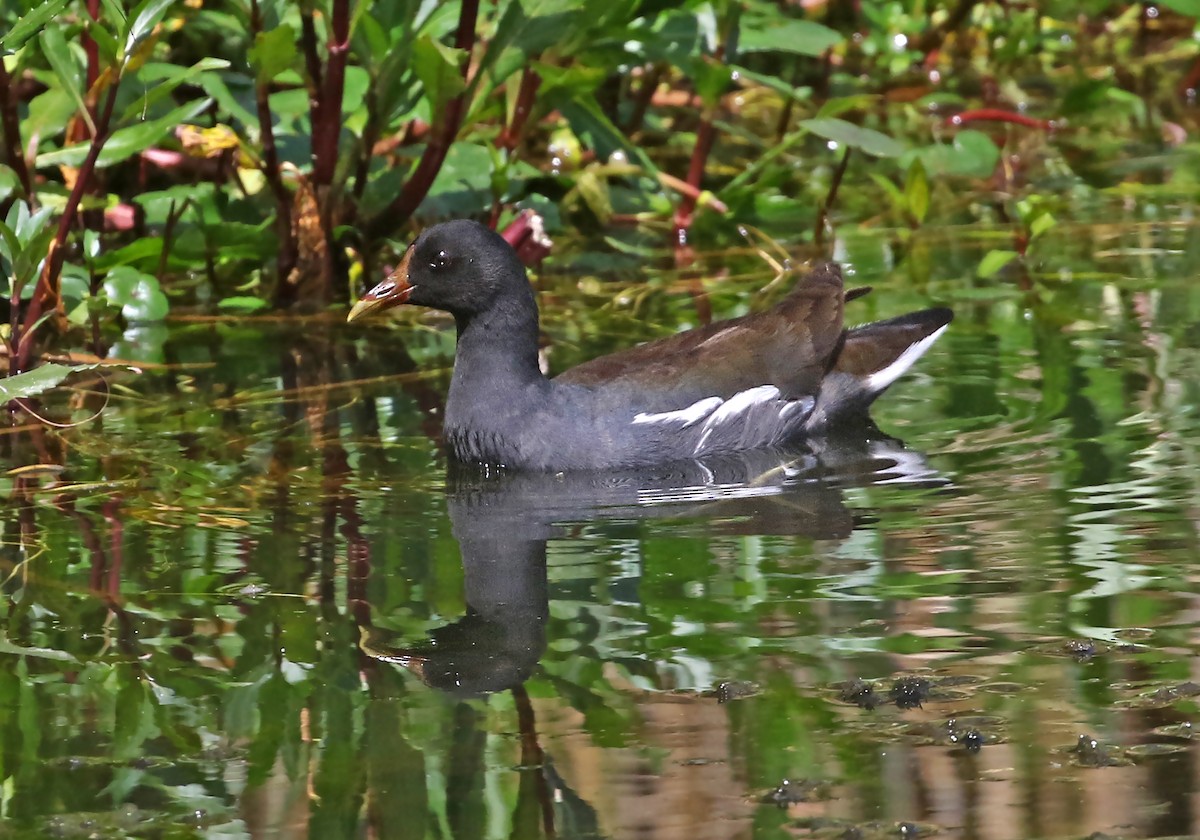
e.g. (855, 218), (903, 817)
(632, 396), (723, 427)
(863, 324), (949, 394)
(695, 385), (780, 452)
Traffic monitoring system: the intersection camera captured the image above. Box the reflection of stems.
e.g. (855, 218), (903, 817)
(312, 0), (350, 189)
(813, 147), (851, 252)
(513, 684), (556, 838)
(364, 0), (479, 239)
(250, 0), (297, 299)
(17, 79), (121, 373)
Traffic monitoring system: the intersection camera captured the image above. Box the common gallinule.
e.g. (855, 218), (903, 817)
(347, 220), (952, 471)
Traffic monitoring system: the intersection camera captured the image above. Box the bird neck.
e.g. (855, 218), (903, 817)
(450, 286), (546, 399)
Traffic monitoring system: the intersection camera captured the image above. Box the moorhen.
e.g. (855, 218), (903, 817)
(347, 220), (952, 471)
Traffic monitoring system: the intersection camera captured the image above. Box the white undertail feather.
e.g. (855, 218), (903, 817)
(863, 324), (949, 394)
(695, 385), (781, 452)
(632, 396), (724, 427)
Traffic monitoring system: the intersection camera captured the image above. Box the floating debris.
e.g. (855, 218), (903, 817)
(890, 677), (932, 710)
(838, 678), (884, 710)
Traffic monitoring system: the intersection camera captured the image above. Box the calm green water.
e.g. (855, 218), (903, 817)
(3, 219), (1200, 839)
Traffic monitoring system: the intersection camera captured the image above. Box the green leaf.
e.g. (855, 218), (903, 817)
(120, 58), (231, 122)
(36, 98), (213, 169)
(217, 296), (270, 313)
(249, 25), (297, 85)
(412, 36), (466, 118)
(905, 158), (929, 225)
(103, 266), (170, 321)
(0, 0), (71, 49)
(1159, 0), (1200, 15)
(905, 130), (1000, 179)
(553, 94), (659, 175)
(0, 363), (102, 402)
(977, 249), (1019, 279)
(801, 118), (905, 158)
(739, 18), (842, 57)
(125, 0), (176, 55)
(1029, 211), (1057, 240)
(38, 26), (91, 129)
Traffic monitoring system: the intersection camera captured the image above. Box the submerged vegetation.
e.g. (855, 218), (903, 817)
(0, 0), (1198, 386)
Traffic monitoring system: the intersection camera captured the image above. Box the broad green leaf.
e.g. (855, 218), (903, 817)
(0, 363), (102, 402)
(36, 98), (213, 169)
(38, 27), (91, 129)
(125, 0), (176, 55)
(120, 58), (231, 122)
(739, 18), (842, 57)
(103, 266), (170, 321)
(906, 130), (1000, 178)
(249, 25), (297, 85)
(411, 36), (465, 118)
(801, 118), (906, 158)
(0, 0), (71, 49)
(1159, 0), (1200, 15)
(905, 158), (929, 225)
(977, 249), (1019, 278)
(554, 94), (659, 175)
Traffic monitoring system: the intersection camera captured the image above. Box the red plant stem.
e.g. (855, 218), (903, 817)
(312, 0), (350, 187)
(250, 0), (296, 294)
(672, 112), (717, 237)
(497, 67), (541, 152)
(0, 60), (32, 198)
(813, 147), (851, 251)
(15, 80), (121, 372)
(1179, 54), (1200, 98)
(947, 108), (1053, 130)
(364, 0), (479, 239)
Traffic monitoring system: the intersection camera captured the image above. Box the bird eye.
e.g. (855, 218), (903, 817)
(429, 249), (451, 272)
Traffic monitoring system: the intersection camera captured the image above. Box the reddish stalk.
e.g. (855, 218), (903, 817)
(364, 0), (479, 240)
(672, 113), (717, 241)
(947, 109), (1053, 130)
(16, 79), (121, 373)
(0, 60), (33, 198)
(311, 0), (350, 188)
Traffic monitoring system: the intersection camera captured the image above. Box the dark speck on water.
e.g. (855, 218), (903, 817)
(839, 678), (884, 710)
(890, 676), (932, 709)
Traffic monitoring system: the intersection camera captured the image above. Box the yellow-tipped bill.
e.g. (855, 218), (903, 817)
(346, 246), (413, 323)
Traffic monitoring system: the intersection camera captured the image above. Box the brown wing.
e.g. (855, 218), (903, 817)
(555, 262), (847, 411)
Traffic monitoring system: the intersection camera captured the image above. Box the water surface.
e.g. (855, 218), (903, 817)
(2, 218), (1199, 839)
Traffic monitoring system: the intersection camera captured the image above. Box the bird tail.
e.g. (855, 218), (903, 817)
(804, 307), (953, 432)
